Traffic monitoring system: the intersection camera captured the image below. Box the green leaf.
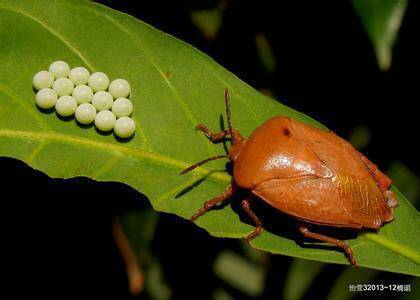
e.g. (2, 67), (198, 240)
(0, 0), (419, 276)
(352, 0), (408, 71)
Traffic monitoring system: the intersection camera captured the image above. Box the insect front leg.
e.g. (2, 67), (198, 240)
(191, 184), (234, 221)
(196, 124), (230, 142)
(242, 197), (264, 242)
(298, 223), (357, 266)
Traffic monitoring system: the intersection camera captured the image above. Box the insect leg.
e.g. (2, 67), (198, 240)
(242, 197), (264, 242)
(191, 184), (234, 221)
(298, 223), (357, 266)
(195, 124), (230, 142)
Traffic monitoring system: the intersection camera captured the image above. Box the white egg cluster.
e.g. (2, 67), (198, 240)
(33, 60), (136, 139)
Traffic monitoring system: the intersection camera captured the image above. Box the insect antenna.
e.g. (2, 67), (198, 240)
(225, 88), (235, 144)
(180, 154), (229, 175)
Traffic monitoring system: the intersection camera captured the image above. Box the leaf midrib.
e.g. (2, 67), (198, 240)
(3, 129), (417, 268)
(363, 233), (420, 264)
(0, 128), (231, 183)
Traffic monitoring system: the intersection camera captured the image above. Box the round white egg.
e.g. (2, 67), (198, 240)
(33, 71), (54, 90)
(55, 95), (77, 117)
(72, 85), (93, 104)
(35, 88), (58, 109)
(88, 72), (109, 92)
(92, 91), (113, 111)
(75, 103), (97, 125)
(112, 98), (133, 118)
(49, 60), (70, 78)
(95, 110), (116, 132)
(69, 67), (90, 85)
(53, 78), (74, 96)
(114, 117), (136, 138)
(109, 79), (131, 99)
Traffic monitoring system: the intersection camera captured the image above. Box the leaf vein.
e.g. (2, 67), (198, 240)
(0, 83), (50, 131)
(210, 72), (263, 124)
(100, 13), (215, 158)
(363, 233), (420, 264)
(27, 140), (45, 163)
(0, 129), (231, 184)
(0, 4), (95, 71)
(91, 155), (122, 179)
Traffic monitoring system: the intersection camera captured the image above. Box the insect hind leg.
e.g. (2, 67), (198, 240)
(298, 223), (357, 266)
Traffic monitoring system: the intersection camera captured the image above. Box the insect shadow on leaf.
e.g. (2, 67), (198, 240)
(76, 122), (95, 130)
(175, 114), (232, 198)
(175, 169), (227, 199)
(55, 112), (74, 123)
(35, 104), (55, 115)
(114, 131), (135, 143)
(219, 114), (230, 155)
(230, 195), (301, 242)
(95, 126), (114, 137)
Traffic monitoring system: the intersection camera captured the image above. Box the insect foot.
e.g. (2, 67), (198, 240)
(245, 227), (264, 243)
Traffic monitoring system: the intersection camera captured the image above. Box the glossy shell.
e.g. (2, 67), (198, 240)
(232, 117), (397, 229)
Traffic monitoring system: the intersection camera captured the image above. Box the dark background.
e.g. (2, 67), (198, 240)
(96, 0), (420, 173)
(1, 1), (419, 299)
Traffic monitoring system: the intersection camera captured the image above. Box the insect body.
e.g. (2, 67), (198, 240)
(182, 89), (398, 266)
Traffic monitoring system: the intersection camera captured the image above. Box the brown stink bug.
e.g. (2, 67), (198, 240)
(181, 89), (398, 266)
